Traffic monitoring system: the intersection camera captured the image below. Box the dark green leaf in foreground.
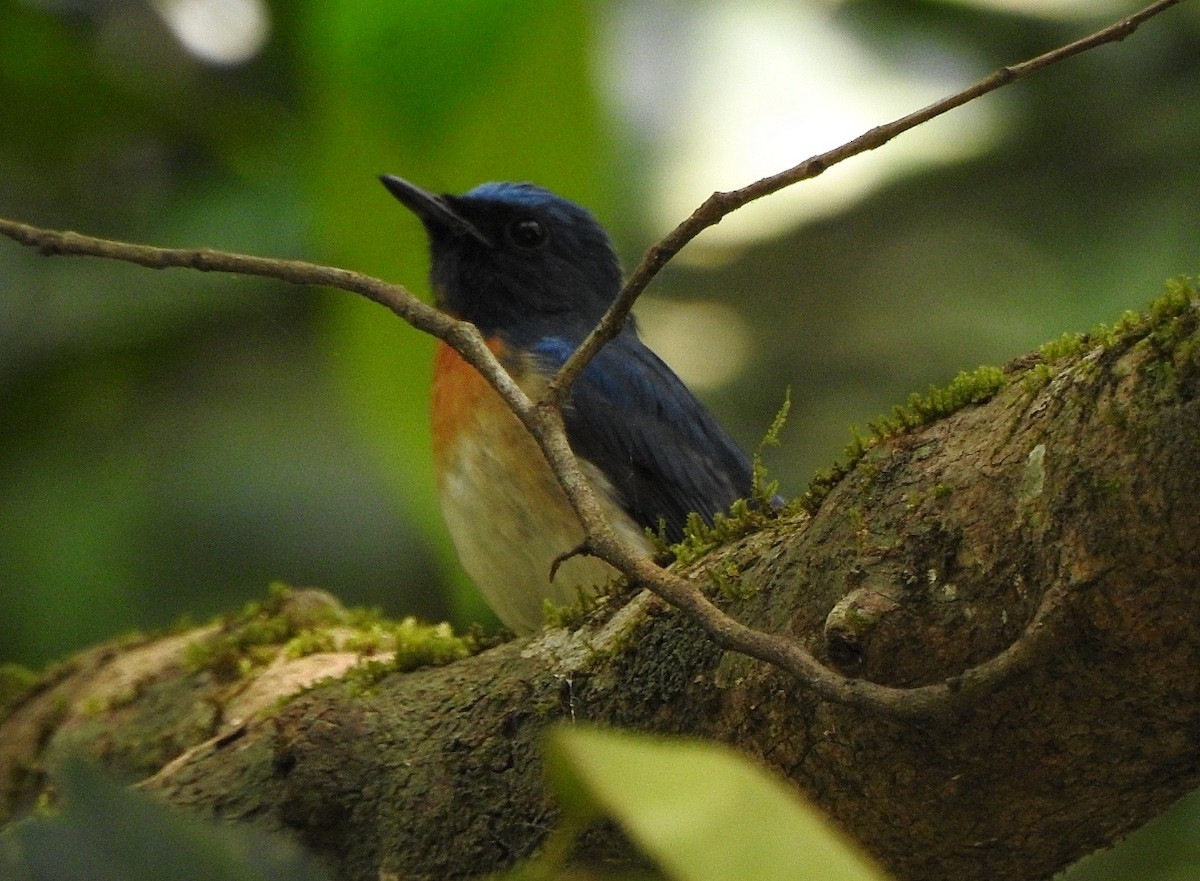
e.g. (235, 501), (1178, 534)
(0, 758), (331, 881)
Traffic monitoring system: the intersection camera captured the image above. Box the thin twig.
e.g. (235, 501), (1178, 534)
(0, 219), (539, 455)
(545, 0), (1186, 403)
(0, 0), (1184, 719)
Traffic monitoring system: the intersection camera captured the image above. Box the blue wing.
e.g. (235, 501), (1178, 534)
(530, 331), (755, 542)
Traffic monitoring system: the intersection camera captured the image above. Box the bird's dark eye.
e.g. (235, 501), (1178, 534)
(507, 217), (548, 249)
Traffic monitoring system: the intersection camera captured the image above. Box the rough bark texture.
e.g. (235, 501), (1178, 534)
(3, 290), (1199, 881)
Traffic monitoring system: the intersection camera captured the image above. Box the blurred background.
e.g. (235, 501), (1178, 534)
(0, 0), (1197, 875)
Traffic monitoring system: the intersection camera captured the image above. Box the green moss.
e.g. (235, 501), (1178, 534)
(1019, 361), (1055, 394)
(1175, 332), (1200, 368)
(32, 789), (57, 818)
(644, 389), (794, 571)
(1148, 278), (1200, 381)
(1060, 278), (1197, 360)
(640, 392), (795, 571)
(390, 618), (474, 672)
(184, 584), (347, 678)
(541, 592), (594, 631)
(341, 623), (391, 655)
(751, 388), (791, 508)
(903, 481), (955, 511)
(894, 365), (1006, 429)
(183, 603), (297, 680)
(282, 629), (338, 659)
(1105, 279), (1199, 404)
(670, 498), (781, 568)
(183, 584), (478, 688)
(78, 694), (105, 718)
(799, 365), (1004, 515)
(78, 680), (143, 717)
(798, 277), (1199, 515)
(1143, 358), (1181, 404)
(1148, 277), (1196, 333)
(341, 618), (476, 693)
(341, 659), (397, 695)
(1039, 331), (1088, 363)
(708, 561), (755, 601)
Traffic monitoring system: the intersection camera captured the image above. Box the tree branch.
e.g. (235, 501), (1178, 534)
(5, 289), (1199, 880)
(0, 222), (1060, 720)
(0, 0), (1186, 723)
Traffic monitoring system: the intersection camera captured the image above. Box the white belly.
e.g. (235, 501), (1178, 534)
(438, 411), (651, 634)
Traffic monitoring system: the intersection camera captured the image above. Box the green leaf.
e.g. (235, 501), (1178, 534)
(546, 726), (889, 881)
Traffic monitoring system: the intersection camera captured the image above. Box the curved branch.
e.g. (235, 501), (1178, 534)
(0, 215), (1078, 718)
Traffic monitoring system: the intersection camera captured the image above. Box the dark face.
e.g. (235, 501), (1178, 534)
(381, 177), (623, 338)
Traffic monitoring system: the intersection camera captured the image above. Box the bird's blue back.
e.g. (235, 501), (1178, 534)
(524, 325), (754, 542)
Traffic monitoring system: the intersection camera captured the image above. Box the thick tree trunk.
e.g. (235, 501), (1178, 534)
(3, 290), (1199, 881)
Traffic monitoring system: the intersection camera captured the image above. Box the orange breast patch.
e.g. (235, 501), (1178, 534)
(431, 338), (526, 471)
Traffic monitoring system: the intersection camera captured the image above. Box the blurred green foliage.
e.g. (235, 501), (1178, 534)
(1, 758), (333, 881)
(0, 1), (1197, 876)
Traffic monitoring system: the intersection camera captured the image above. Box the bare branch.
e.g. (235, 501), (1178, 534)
(0, 218), (536, 426)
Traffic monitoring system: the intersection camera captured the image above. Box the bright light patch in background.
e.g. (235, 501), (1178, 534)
(152, 0), (270, 66)
(635, 299), (752, 392)
(604, 1), (998, 255)
(935, 0), (1129, 17)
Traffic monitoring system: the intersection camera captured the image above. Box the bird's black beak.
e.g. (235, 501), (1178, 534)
(379, 175), (491, 246)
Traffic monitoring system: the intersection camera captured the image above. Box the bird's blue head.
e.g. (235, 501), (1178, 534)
(381, 176), (623, 338)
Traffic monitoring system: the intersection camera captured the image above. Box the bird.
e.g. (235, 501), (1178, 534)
(381, 175), (764, 634)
